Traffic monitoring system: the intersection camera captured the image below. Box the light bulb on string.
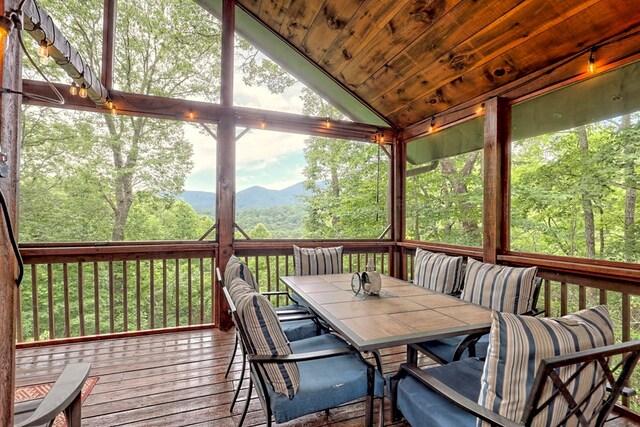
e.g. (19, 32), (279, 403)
(428, 117), (435, 133)
(260, 119), (266, 129)
(588, 48), (596, 74)
(69, 82), (78, 96)
(325, 117), (331, 128)
(78, 84), (87, 99)
(188, 109), (195, 120)
(476, 103), (485, 115)
(38, 40), (49, 65)
(105, 98), (113, 109)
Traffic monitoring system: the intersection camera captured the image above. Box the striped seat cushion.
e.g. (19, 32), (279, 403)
(236, 291), (300, 399)
(224, 255), (259, 291)
(461, 258), (537, 314)
(478, 305), (614, 427)
(293, 245), (343, 276)
(413, 248), (463, 294)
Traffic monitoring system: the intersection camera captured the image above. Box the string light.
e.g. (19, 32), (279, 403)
(325, 117), (331, 128)
(260, 118), (266, 129)
(110, 105), (116, 115)
(428, 117), (435, 133)
(69, 82), (78, 96)
(37, 40), (49, 65)
(588, 48), (596, 74)
(78, 83), (87, 98)
(475, 103), (485, 115)
(188, 109), (194, 120)
(105, 98), (113, 109)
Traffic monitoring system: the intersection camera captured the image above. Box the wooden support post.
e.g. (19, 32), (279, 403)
(0, 1), (22, 423)
(101, 0), (117, 90)
(390, 133), (405, 279)
(483, 97), (510, 264)
(215, 0), (235, 330)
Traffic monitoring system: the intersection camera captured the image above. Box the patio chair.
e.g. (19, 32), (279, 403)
(415, 258), (542, 364)
(14, 362), (91, 427)
(229, 287), (385, 426)
(218, 269), (322, 412)
(390, 306), (639, 427)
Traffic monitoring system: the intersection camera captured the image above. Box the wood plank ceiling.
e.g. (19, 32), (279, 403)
(235, 0), (640, 129)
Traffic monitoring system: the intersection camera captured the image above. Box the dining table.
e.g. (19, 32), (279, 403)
(280, 273), (493, 364)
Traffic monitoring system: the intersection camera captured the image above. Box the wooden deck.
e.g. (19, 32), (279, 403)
(14, 328), (640, 426)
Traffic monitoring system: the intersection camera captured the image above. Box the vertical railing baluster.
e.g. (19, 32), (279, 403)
(16, 282), (22, 343)
(622, 293), (631, 342)
(109, 261), (114, 334)
(187, 258), (193, 325)
(136, 260), (141, 331)
(63, 263), (70, 337)
(349, 253), (353, 272)
(200, 258), (205, 324)
(47, 264), (55, 339)
(544, 279), (551, 317)
(175, 259), (180, 327)
(357, 254), (361, 272)
(560, 282), (568, 316)
(123, 261), (128, 332)
(285, 255), (290, 276)
(31, 265), (39, 341)
(163, 259), (167, 328)
(93, 262), (99, 335)
(254, 256), (259, 286)
(211, 255), (216, 324)
(266, 256), (272, 293)
(599, 289), (607, 306)
(78, 262), (85, 337)
(578, 285), (586, 310)
(150, 260), (155, 329)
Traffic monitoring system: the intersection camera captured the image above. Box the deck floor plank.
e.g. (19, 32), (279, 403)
(15, 328), (640, 426)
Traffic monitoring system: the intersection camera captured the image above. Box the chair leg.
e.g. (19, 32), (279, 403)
(64, 392), (82, 427)
(388, 372), (402, 422)
(230, 344), (246, 412)
(225, 332), (239, 379)
(364, 365), (375, 427)
(238, 377), (252, 427)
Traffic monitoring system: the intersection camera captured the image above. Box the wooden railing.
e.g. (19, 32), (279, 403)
(16, 242), (218, 344)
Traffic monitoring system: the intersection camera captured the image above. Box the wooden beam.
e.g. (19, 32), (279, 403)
(101, 0), (117, 89)
(482, 97), (510, 264)
(391, 135), (406, 279)
(21, 0), (108, 103)
(0, 1), (22, 423)
(21, 80), (396, 143)
(215, 0), (235, 331)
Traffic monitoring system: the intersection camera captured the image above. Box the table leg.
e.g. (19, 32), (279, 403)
(406, 344), (418, 365)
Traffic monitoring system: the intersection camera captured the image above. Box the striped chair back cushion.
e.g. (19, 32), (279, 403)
(413, 248), (463, 294)
(293, 245), (343, 276)
(478, 305), (614, 427)
(461, 258), (537, 314)
(228, 277), (255, 303)
(224, 255), (259, 291)
(236, 291), (300, 399)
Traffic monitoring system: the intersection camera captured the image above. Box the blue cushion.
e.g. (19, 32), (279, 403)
(281, 319), (319, 342)
(418, 334), (490, 363)
(395, 358), (484, 427)
(267, 334), (385, 423)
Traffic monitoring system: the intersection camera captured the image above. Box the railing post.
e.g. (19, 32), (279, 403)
(0, 0), (23, 422)
(483, 97), (510, 264)
(391, 132), (406, 279)
(215, 0), (236, 330)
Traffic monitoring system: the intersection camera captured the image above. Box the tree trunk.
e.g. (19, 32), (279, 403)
(105, 115), (143, 241)
(577, 126), (596, 258)
(440, 152), (481, 239)
(621, 114), (637, 261)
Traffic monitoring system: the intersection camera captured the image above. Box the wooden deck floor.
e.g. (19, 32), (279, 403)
(14, 328), (640, 426)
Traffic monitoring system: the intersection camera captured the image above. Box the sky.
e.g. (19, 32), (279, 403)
(183, 67), (309, 193)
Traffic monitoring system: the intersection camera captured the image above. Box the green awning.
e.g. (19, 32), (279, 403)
(407, 59), (640, 165)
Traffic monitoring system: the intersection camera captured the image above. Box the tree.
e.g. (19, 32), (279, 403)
(27, 0), (222, 240)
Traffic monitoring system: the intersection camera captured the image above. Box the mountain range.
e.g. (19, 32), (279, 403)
(178, 181), (309, 214)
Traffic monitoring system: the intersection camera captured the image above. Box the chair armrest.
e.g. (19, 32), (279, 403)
(275, 308), (311, 316)
(15, 363), (91, 427)
(249, 347), (357, 364)
(262, 291), (290, 297)
(397, 363), (521, 427)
